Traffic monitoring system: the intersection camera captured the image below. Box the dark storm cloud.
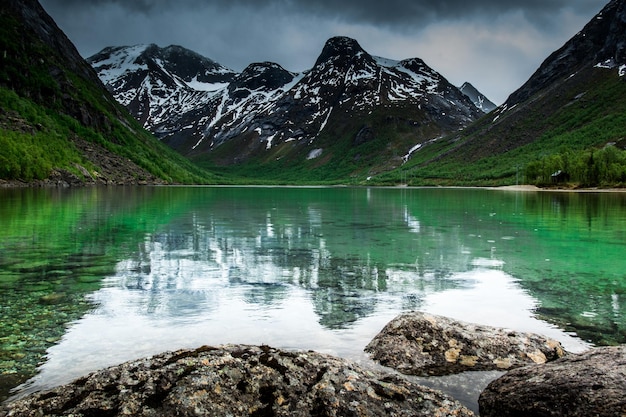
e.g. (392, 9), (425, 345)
(290, 0), (602, 27)
(41, 0), (602, 26)
(38, 0), (608, 104)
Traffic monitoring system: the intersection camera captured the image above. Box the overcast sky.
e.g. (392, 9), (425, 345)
(39, 0), (606, 104)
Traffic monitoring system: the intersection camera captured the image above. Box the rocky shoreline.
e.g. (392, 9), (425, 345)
(479, 345), (626, 416)
(365, 312), (566, 376)
(1, 345), (474, 417)
(2, 312), (624, 416)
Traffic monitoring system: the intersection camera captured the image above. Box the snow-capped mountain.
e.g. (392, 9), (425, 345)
(459, 82), (496, 113)
(89, 37), (484, 170)
(87, 44), (236, 127)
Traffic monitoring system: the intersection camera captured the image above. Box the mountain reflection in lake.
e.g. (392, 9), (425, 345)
(3, 186), (625, 405)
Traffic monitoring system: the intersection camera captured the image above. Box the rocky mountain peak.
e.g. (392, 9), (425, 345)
(459, 82), (497, 113)
(147, 44), (234, 84)
(398, 58), (429, 72)
(314, 36), (371, 67)
(88, 44), (236, 93)
(140, 43), (161, 57)
(229, 62), (296, 93)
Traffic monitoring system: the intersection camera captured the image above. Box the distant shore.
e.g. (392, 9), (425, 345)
(1, 180), (625, 192)
(493, 184), (626, 192)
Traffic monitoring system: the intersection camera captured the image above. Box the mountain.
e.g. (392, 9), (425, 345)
(392, 0), (626, 186)
(87, 44), (236, 128)
(89, 37), (484, 180)
(459, 82), (497, 113)
(0, 0), (215, 185)
(505, 0), (626, 107)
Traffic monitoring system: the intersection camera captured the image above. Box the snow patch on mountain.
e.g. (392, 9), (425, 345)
(94, 45), (151, 86)
(372, 56), (400, 67)
(595, 58), (626, 77)
(89, 37), (484, 163)
(403, 143), (423, 162)
(459, 82), (497, 113)
(186, 78), (229, 92)
(307, 149), (323, 160)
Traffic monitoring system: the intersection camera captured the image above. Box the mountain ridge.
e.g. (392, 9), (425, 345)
(89, 36), (487, 179)
(505, 0), (626, 107)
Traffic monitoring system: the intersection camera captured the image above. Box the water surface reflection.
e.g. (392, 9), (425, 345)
(13, 184), (604, 391)
(13, 186), (615, 402)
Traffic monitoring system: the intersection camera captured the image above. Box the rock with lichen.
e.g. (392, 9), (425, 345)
(1, 344), (475, 417)
(479, 346), (626, 417)
(365, 312), (566, 376)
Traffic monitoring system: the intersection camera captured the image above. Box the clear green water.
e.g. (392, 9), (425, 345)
(1, 186), (625, 404)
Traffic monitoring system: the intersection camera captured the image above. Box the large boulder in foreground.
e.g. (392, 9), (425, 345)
(2, 344), (474, 417)
(365, 312), (566, 376)
(479, 346), (626, 417)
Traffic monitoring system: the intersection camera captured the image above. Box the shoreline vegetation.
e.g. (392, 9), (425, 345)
(2, 178), (626, 192)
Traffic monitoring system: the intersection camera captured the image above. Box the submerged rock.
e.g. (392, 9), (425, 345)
(365, 312), (566, 376)
(1, 344), (475, 417)
(479, 346), (626, 417)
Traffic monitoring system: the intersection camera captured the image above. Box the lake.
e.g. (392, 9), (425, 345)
(1, 186), (625, 410)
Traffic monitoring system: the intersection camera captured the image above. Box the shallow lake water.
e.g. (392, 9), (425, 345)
(1, 186), (625, 412)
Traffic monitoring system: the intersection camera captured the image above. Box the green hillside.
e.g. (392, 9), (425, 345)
(0, 0), (220, 185)
(198, 104), (444, 185)
(374, 67), (626, 187)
